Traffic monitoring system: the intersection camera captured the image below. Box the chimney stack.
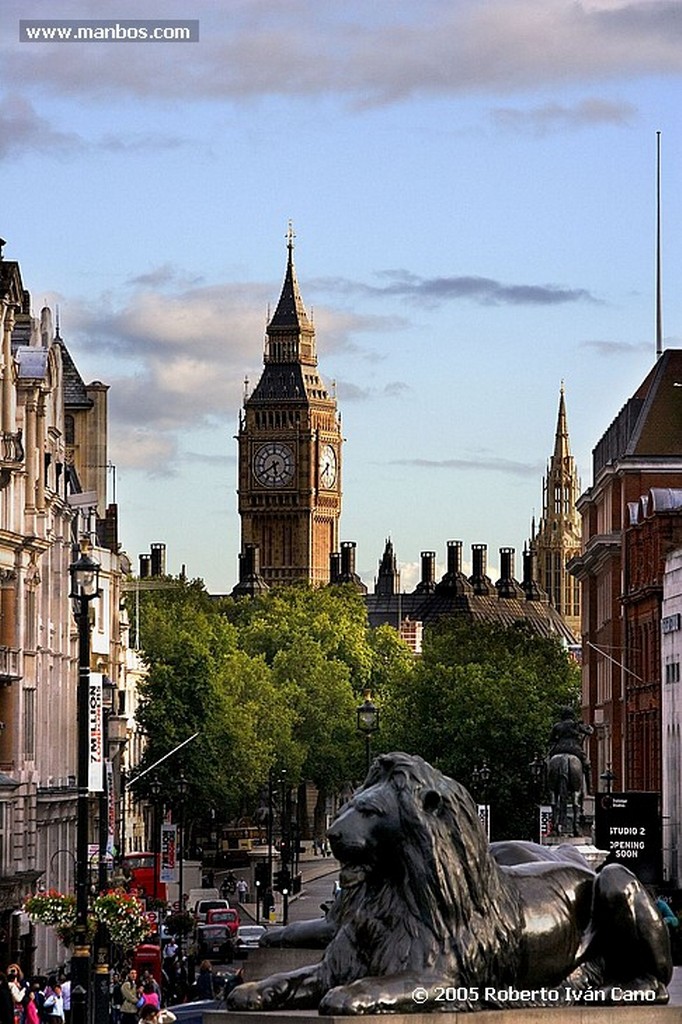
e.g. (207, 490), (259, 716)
(414, 551), (436, 594)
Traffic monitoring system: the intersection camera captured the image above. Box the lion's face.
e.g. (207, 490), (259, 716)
(327, 781), (403, 883)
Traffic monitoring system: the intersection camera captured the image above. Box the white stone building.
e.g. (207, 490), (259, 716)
(0, 245), (131, 973)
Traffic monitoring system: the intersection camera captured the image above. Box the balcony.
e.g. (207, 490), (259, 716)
(0, 430), (23, 487)
(0, 647), (21, 683)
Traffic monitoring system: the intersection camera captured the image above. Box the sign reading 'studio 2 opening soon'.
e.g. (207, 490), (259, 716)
(594, 792), (662, 885)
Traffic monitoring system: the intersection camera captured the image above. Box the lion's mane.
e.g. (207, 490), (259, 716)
(319, 752), (525, 994)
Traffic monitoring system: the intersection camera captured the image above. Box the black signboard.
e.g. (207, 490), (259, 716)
(594, 791), (662, 885)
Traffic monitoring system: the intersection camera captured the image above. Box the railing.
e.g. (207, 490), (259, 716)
(0, 431), (23, 466)
(0, 647), (21, 681)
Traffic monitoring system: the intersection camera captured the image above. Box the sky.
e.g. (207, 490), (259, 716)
(2, 0), (682, 592)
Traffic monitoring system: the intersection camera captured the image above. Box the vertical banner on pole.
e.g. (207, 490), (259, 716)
(477, 804), (491, 840)
(106, 761), (115, 856)
(160, 824), (178, 883)
(539, 805), (552, 842)
(88, 672), (104, 792)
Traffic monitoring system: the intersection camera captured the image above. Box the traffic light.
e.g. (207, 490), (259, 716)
(254, 862), (269, 887)
(274, 868), (291, 894)
(277, 838), (290, 859)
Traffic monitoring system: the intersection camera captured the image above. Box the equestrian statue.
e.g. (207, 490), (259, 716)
(547, 707), (593, 836)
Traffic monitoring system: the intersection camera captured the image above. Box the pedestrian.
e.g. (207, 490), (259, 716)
(140, 974), (160, 1001)
(42, 984), (64, 1023)
(136, 982), (159, 1014)
(236, 878), (248, 903)
(0, 976), (14, 1024)
(120, 970), (139, 1024)
(263, 887), (275, 918)
(22, 990), (39, 1024)
(6, 967), (26, 1024)
(58, 978), (70, 1024)
(195, 962), (214, 1001)
(111, 973), (123, 1024)
(137, 1007), (158, 1024)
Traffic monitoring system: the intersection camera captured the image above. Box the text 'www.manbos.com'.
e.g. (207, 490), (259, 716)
(20, 20), (199, 43)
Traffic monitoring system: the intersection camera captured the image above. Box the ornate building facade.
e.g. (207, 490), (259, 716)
(236, 232), (342, 588)
(531, 386), (582, 637)
(0, 244), (129, 973)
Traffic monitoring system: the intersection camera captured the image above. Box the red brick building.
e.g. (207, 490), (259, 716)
(570, 349), (682, 793)
(622, 488), (682, 790)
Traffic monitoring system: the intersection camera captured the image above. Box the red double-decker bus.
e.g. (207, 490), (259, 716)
(123, 852), (168, 901)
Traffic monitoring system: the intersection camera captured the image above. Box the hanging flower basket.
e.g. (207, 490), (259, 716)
(24, 891), (75, 928)
(24, 888), (148, 949)
(92, 889), (149, 948)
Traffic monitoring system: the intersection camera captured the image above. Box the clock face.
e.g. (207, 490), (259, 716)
(319, 443), (337, 489)
(253, 442), (295, 487)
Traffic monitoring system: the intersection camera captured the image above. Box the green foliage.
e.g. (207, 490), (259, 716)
(132, 579), (413, 828)
(381, 618), (580, 840)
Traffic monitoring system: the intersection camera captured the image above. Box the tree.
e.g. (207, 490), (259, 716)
(135, 580), (291, 826)
(381, 618), (581, 839)
(132, 580), (413, 830)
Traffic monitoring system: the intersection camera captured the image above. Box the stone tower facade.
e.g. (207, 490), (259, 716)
(236, 231), (342, 587)
(532, 385), (582, 636)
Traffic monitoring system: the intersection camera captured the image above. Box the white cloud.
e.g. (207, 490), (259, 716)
(490, 97), (636, 136)
(0, 94), (82, 157)
(3, 1), (681, 105)
(64, 274), (401, 469)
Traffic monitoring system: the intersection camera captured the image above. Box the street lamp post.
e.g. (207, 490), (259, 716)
(94, 677), (116, 1024)
(177, 773), (189, 959)
(266, 769), (274, 919)
(149, 778), (162, 904)
(69, 550), (101, 1024)
(529, 755), (546, 843)
(356, 691), (380, 774)
(600, 766), (616, 794)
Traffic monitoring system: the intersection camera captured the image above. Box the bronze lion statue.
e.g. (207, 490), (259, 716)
(228, 752), (672, 1014)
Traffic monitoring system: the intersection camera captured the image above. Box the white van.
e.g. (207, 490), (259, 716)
(195, 897), (230, 923)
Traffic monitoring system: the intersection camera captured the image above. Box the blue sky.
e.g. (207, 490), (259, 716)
(2, 0), (682, 591)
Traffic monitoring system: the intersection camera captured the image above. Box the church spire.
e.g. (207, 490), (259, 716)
(552, 381), (571, 463)
(268, 222), (313, 335)
(530, 383), (581, 635)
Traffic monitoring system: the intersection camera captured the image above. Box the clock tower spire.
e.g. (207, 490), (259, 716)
(235, 229), (342, 588)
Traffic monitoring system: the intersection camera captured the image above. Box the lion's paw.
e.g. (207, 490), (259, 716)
(320, 981), (390, 1016)
(225, 982), (265, 1011)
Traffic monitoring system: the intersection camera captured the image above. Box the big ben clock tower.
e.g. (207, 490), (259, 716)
(236, 228), (342, 587)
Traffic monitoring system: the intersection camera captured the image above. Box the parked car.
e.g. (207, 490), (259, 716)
(195, 898), (230, 924)
(193, 924), (235, 963)
(206, 907), (240, 935)
(236, 924), (266, 949)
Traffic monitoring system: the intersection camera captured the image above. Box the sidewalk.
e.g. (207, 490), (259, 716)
(218, 848), (338, 924)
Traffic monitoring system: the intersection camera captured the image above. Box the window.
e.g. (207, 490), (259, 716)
(65, 415), (75, 445)
(597, 657), (612, 704)
(665, 661), (680, 685)
(25, 589), (36, 651)
(23, 688), (35, 760)
(0, 803), (9, 875)
(596, 572), (612, 628)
